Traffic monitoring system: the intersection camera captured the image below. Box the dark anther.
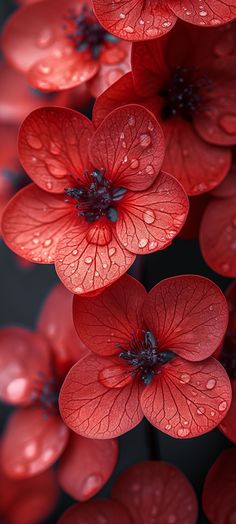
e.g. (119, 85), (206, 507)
(160, 66), (212, 121)
(63, 6), (118, 60)
(64, 169), (126, 223)
(31, 371), (59, 414)
(119, 330), (176, 385)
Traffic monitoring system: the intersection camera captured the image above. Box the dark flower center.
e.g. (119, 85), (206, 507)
(220, 334), (236, 379)
(119, 331), (176, 385)
(65, 169), (126, 223)
(31, 371), (59, 414)
(160, 66), (212, 121)
(63, 6), (118, 59)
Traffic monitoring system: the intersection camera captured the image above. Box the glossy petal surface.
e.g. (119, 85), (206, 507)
(58, 433), (118, 500)
(170, 0), (236, 26)
(58, 500), (132, 524)
(59, 353), (144, 438)
(113, 461), (198, 524)
(1, 408), (69, 478)
(143, 275), (228, 361)
(2, 184), (77, 263)
(18, 107), (94, 193)
(141, 357), (232, 438)
(0, 327), (50, 405)
(203, 448), (236, 524)
(200, 197), (236, 277)
(55, 220), (135, 294)
(90, 104), (165, 191)
(116, 172), (189, 254)
(73, 274), (146, 356)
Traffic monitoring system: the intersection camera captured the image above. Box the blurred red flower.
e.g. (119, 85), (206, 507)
(59, 273), (231, 439)
(92, 0), (236, 41)
(94, 20), (236, 195)
(0, 459), (59, 524)
(0, 284), (118, 501)
(202, 447), (236, 524)
(59, 460), (198, 524)
(2, 0), (131, 96)
(1, 105), (188, 295)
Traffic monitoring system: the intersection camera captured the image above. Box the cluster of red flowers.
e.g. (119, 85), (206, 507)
(0, 0), (236, 522)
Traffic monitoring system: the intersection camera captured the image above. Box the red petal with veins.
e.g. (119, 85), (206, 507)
(89, 104), (165, 191)
(0, 464), (58, 524)
(59, 353), (144, 438)
(18, 107), (94, 193)
(203, 448), (236, 524)
(92, 0), (176, 41)
(73, 274), (146, 356)
(58, 433), (118, 500)
(1, 184), (77, 264)
(38, 284), (88, 376)
(1, 408), (69, 478)
(116, 172), (189, 254)
(211, 163), (236, 198)
(162, 118), (231, 196)
(112, 461), (198, 524)
(55, 220), (135, 294)
(141, 357), (232, 438)
(143, 275), (228, 361)
(200, 197), (236, 277)
(0, 327), (50, 406)
(170, 0), (236, 27)
(219, 379), (236, 443)
(58, 500), (132, 524)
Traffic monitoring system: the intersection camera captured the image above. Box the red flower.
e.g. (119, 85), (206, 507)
(92, 0), (236, 41)
(93, 20), (236, 195)
(58, 461), (198, 524)
(200, 158), (236, 277)
(202, 447), (236, 524)
(0, 458), (59, 524)
(1, 105), (188, 295)
(0, 285), (118, 502)
(2, 0), (131, 96)
(59, 273), (231, 439)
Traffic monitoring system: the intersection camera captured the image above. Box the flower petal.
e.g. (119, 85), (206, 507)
(1, 407), (69, 478)
(59, 353), (144, 439)
(141, 357), (232, 438)
(0, 465), (58, 524)
(38, 283), (88, 376)
(0, 327), (50, 406)
(162, 118), (231, 196)
(170, 0), (236, 27)
(58, 500), (132, 524)
(202, 448), (236, 524)
(116, 172), (189, 254)
(211, 163), (236, 198)
(2, 184), (77, 263)
(143, 275), (228, 361)
(89, 104), (165, 191)
(92, 0), (176, 41)
(55, 220), (135, 294)
(112, 461), (198, 524)
(73, 274), (146, 356)
(219, 379), (236, 444)
(88, 40), (131, 98)
(18, 107), (94, 193)
(200, 196), (236, 277)
(58, 433), (118, 500)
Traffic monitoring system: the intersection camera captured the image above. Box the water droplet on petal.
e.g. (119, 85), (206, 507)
(130, 158), (139, 169)
(206, 378), (216, 390)
(219, 401), (227, 411)
(197, 406), (205, 415)
(43, 239), (52, 247)
(109, 247), (116, 256)
(85, 257), (93, 264)
(146, 165), (154, 175)
(72, 249), (78, 256)
(128, 115), (136, 126)
(180, 373), (191, 384)
(46, 181), (53, 190)
(143, 209), (155, 224)
(165, 424), (172, 430)
(177, 428), (190, 437)
(50, 142), (61, 155)
(6, 378), (27, 401)
(27, 135), (42, 149)
(24, 441), (37, 458)
(81, 474), (102, 498)
(138, 238), (148, 248)
(139, 133), (151, 148)
(199, 10), (207, 16)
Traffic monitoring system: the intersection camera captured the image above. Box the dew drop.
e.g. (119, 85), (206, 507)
(146, 164), (154, 175)
(149, 240), (157, 249)
(210, 411), (215, 416)
(27, 135), (42, 149)
(180, 373), (191, 384)
(119, 12), (125, 19)
(177, 428), (190, 437)
(143, 209), (155, 224)
(125, 25), (134, 33)
(85, 257), (92, 264)
(206, 378), (216, 390)
(50, 142), (61, 155)
(43, 239), (52, 247)
(128, 115), (136, 126)
(109, 247), (116, 256)
(81, 474), (102, 498)
(72, 249), (78, 256)
(102, 263), (108, 269)
(24, 441), (37, 458)
(197, 406), (205, 415)
(6, 378), (27, 401)
(219, 401), (227, 411)
(199, 10), (207, 16)
(46, 181), (53, 190)
(130, 158), (139, 169)
(38, 63), (51, 75)
(138, 238), (148, 248)
(139, 133), (151, 148)
(165, 424), (172, 430)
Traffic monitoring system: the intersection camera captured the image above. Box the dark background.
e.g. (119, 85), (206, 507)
(0, 1), (232, 522)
